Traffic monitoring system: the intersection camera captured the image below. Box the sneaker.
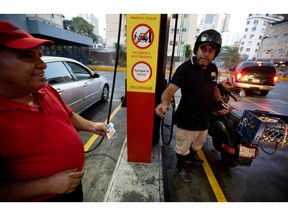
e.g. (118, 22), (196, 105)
(175, 166), (191, 182)
(185, 151), (203, 165)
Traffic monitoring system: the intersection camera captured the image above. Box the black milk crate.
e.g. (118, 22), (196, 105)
(236, 110), (288, 147)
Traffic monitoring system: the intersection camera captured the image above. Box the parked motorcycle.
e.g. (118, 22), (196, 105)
(208, 80), (288, 167)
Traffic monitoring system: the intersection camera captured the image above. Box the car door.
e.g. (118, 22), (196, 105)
(65, 61), (102, 108)
(44, 61), (85, 113)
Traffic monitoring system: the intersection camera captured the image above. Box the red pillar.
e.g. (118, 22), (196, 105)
(126, 92), (155, 162)
(126, 14), (162, 163)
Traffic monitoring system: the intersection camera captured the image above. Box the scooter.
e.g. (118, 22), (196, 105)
(208, 80), (288, 167)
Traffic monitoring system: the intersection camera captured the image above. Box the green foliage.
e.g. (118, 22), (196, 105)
(63, 16), (97, 40)
(113, 42), (126, 67)
(183, 44), (192, 60)
(217, 46), (240, 69)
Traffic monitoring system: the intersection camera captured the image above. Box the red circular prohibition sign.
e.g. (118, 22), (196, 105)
(131, 24), (154, 49)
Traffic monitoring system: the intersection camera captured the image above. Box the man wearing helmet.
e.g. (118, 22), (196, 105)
(155, 29), (229, 182)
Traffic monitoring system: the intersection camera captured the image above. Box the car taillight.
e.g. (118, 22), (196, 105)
(273, 75), (279, 83)
(236, 72), (242, 81)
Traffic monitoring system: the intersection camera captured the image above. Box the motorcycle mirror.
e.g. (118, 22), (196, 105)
(239, 89), (246, 98)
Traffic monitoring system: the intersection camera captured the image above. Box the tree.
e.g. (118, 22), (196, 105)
(63, 16), (97, 41)
(183, 44), (192, 60)
(227, 46), (240, 68)
(216, 46), (240, 69)
(113, 42), (126, 67)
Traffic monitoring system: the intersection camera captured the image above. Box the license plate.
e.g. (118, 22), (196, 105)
(239, 145), (256, 158)
(252, 78), (260, 83)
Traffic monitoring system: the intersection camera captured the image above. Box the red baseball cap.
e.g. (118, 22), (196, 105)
(0, 20), (54, 49)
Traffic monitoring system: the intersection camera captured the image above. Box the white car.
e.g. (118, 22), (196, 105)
(42, 56), (109, 114)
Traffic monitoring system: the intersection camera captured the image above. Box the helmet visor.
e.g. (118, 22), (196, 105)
(199, 32), (222, 45)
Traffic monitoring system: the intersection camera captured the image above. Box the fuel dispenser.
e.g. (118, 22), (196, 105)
(126, 14), (170, 162)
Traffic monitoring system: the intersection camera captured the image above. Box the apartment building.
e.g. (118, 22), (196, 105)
(257, 19), (288, 76)
(239, 14), (284, 60)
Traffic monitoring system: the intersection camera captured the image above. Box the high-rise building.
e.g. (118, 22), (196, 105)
(197, 14), (220, 34)
(257, 19), (288, 76)
(167, 14), (198, 63)
(239, 14), (284, 60)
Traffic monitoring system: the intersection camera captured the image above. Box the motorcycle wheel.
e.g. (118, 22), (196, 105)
(211, 120), (237, 167)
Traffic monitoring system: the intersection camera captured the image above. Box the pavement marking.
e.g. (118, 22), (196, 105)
(198, 150), (227, 202)
(243, 97), (281, 114)
(84, 103), (122, 151)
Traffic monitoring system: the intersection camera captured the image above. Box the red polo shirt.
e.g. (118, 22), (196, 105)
(0, 84), (84, 200)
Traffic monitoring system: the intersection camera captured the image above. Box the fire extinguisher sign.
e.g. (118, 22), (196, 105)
(126, 14), (161, 93)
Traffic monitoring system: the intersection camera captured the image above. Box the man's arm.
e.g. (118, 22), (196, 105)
(70, 112), (108, 137)
(214, 85), (223, 102)
(155, 84), (178, 117)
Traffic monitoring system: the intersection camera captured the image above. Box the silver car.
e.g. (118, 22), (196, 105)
(42, 56), (109, 114)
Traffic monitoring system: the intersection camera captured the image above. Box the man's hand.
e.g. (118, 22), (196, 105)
(215, 101), (230, 115)
(47, 169), (84, 194)
(155, 103), (169, 118)
(92, 122), (108, 138)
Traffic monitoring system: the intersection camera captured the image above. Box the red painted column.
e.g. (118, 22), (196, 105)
(126, 92), (155, 162)
(126, 14), (161, 163)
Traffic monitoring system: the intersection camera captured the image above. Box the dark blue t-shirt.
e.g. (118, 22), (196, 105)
(170, 56), (218, 130)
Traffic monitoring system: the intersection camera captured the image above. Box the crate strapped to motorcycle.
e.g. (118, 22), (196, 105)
(236, 110), (288, 155)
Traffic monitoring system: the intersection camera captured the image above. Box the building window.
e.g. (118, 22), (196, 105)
(278, 49), (283, 56)
(249, 34), (254, 39)
(246, 48), (251, 52)
(253, 20), (259, 24)
(252, 27), (256, 31)
(245, 28), (248, 32)
(171, 28), (179, 33)
(169, 41), (178, 46)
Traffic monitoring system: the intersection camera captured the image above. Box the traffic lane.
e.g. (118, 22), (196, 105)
(202, 137), (288, 202)
(228, 80), (288, 116)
